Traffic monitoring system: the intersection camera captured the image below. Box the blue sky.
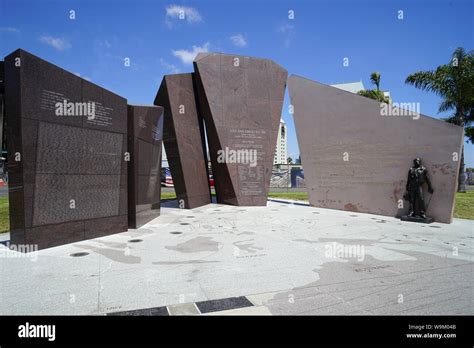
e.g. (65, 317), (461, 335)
(1, 0), (473, 166)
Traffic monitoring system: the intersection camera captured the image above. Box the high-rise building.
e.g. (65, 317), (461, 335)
(273, 119), (287, 164)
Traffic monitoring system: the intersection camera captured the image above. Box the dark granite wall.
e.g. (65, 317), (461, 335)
(0, 61), (4, 152)
(193, 53), (287, 206)
(127, 105), (163, 228)
(154, 73), (211, 209)
(5, 49), (128, 249)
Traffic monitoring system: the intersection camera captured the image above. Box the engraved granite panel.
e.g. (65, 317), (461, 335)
(127, 105), (163, 228)
(5, 49), (128, 250)
(193, 53), (287, 206)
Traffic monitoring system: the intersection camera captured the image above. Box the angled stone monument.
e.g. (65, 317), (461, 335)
(154, 73), (211, 209)
(0, 61), (4, 153)
(193, 53), (287, 206)
(127, 105), (163, 228)
(288, 75), (464, 223)
(5, 49), (128, 249)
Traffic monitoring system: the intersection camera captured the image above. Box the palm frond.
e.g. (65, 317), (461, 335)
(465, 126), (474, 144)
(438, 99), (456, 113)
(370, 72), (381, 91)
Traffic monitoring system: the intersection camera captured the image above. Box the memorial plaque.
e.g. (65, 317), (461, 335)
(5, 49), (128, 250)
(193, 53), (287, 206)
(288, 75), (464, 223)
(127, 104), (163, 228)
(154, 73), (211, 209)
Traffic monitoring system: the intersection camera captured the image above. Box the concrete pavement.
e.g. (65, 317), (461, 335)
(0, 199), (472, 315)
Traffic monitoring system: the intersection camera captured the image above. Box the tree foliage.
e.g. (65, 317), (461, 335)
(357, 72), (390, 103)
(406, 47), (474, 143)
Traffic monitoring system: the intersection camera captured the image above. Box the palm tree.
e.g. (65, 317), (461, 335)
(370, 72), (381, 91)
(357, 72), (390, 103)
(405, 47), (474, 192)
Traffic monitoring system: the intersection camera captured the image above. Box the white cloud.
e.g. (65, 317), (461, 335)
(277, 24), (295, 47)
(230, 34), (247, 47)
(39, 35), (71, 51)
(159, 58), (181, 74)
(172, 42), (210, 65)
(165, 5), (202, 26)
(278, 24), (294, 33)
(97, 39), (111, 48)
(0, 27), (19, 33)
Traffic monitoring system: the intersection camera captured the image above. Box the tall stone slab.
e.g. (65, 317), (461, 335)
(288, 75), (464, 223)
(193, 53), (287, 206)
(154, 73), (211, 209)
(0, 61), (4, 153)
(127, 105), (163, 228)
(5, 49), (128, 250)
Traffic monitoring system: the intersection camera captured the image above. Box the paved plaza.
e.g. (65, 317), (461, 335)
(0, 199), (472, 315)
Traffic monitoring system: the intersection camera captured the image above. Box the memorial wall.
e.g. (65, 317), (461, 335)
(127, 105), (164, 228)
(288, 75), (464, 223)
(5, 49), (128, 249)
(3, 48), (462, 253)
(193, 53), (288, 206)
(155, 73), (211, 209)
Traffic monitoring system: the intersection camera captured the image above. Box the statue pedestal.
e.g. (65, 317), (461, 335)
(400, 215), (433, 224)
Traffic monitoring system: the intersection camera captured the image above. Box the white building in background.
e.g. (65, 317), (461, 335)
(331, 80), (392, 103)
(273, 119), (287, 164)
(162, 143), (168, 168)
(383, 90), (392, 103)
(331, 81), (366, 94)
